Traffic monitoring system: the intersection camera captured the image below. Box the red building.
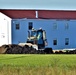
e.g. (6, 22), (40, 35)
(0, 9), (76, 19)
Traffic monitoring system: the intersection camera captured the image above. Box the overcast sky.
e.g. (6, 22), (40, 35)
(0, 0), (76, 10)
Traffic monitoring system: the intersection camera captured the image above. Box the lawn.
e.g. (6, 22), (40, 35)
(0, 54), (76, 75)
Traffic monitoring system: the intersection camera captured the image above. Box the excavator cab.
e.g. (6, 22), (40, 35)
(27, 28), (48, 50)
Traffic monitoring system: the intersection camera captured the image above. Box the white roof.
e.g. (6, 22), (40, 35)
(0, 0), (76, 10)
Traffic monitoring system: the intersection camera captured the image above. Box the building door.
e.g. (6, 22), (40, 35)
(0, 20), (8, 46)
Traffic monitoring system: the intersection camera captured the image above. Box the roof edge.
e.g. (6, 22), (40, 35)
(0, 9), (76, 11)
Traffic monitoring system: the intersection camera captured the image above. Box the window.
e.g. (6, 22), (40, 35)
(53, 39), (57, 45)
(16, 23), (20, 30)
(65, 23), (69, 30)
(65, 38), (69, 45)
(28, 22), (33, 30)
(53, 23), (57, 30)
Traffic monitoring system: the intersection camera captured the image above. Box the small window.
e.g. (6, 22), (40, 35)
(53, 23), (57, 30)
(28, 22), (33, 30)
(65, 38), (69, 45)
(65, 23), (69, 30)
(16, 24), (20, 30)
(53, 39), (57, 45)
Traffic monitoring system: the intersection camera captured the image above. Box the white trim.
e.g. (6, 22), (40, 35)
(35, 11), (38, 18)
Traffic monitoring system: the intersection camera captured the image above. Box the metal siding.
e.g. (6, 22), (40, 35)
(38, 10), (76, 19)
(0, 10), (36, 19)
(12, 20), (28, 44)
(0, 12), (12, 46)
(1, 10), (76, 19)
(12, 19), (76, 49)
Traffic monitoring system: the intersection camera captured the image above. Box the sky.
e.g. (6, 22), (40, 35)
(0, 0), (76, 10)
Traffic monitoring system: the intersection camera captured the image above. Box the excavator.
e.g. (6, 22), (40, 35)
(27, 28), (48, 50)
(19, 27), (48, 51)
(17, 25), (53, 54)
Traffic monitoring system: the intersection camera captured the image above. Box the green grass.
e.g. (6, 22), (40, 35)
(0, 54), (76, 75)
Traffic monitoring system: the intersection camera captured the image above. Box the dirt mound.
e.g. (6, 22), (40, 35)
(0, 45), (8, 54)
(0, 44), (53, 54)
(4, 44), (38, 54)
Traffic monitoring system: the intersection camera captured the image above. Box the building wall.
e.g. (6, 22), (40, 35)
(0, 12), (12, 46)
(12, 19), (76, 50)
